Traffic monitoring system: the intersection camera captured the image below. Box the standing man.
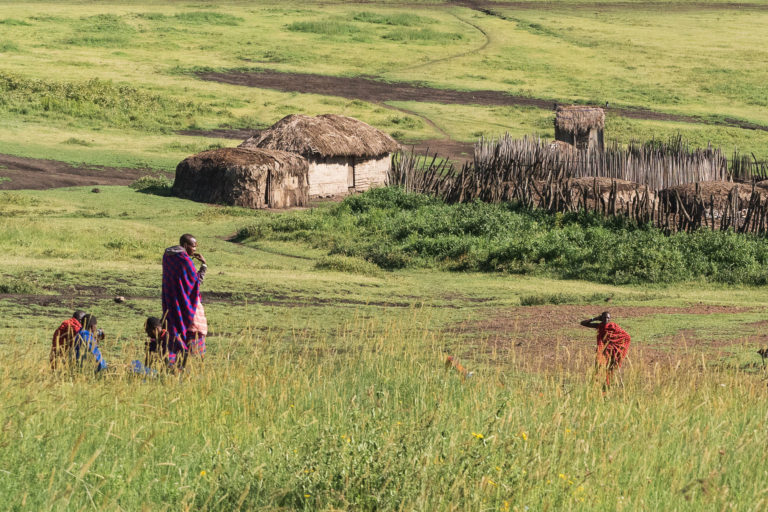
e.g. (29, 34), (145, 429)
(580, 311), (630, 388)
(162, 234), (208, 364)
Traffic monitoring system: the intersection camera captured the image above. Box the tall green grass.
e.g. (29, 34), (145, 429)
(286, 20), (360, 36)
(0, 73), (208, 133)
(1, 316), (765, 510)
(352, 11), (432, 26)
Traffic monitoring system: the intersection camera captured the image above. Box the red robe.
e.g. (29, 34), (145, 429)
(596, 322), (631, 369)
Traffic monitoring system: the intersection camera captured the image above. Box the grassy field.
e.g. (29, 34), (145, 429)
(1, 0), (768, 170)
(3, 1), (768, 509)
(2, 186), (768, 509)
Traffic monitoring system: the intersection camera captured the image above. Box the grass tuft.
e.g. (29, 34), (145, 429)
(286, 20), (360, 36)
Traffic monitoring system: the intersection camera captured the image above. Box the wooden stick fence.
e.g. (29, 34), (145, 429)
(390, 136), (768, 236)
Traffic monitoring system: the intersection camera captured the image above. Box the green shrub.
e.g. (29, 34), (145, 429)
(130, 175), (173, 196)
(235, 187), (768, 285)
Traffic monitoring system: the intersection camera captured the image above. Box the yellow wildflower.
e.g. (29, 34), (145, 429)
(520, 432), (528, 441)
(472, 432), (484, 440)
(558, 473), (566, 480)
(304, 494), (311, 498)
(200, 470), (206, 477)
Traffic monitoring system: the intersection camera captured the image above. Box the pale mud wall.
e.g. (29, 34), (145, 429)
(270, 170), (309, 208)
(354, 155), (390, 191)
(308, 157), (353, 196)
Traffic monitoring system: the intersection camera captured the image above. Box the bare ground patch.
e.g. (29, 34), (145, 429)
(450, 304), (763, 372)
(0, 154), (166, 191)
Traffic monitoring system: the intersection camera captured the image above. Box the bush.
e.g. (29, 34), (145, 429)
(236, 187), (768, 285)
(130, 175), (172, 196)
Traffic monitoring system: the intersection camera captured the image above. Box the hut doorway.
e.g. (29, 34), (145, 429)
(348, 158), (355, 191)
(265, 170), (271, 206)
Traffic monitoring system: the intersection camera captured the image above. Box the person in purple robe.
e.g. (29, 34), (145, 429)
(162, 234), (208, 365)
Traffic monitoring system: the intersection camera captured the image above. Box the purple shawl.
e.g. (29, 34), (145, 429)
(162, 246), (200, 342)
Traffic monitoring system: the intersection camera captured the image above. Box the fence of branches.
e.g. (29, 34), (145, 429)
(389, 136), (768, 235)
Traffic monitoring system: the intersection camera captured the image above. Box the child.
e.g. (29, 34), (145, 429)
(51, 310), (86, 369)
(144, 316), (169, 369)
(144, 316), (187, 371)
(74, 314), (108, 374)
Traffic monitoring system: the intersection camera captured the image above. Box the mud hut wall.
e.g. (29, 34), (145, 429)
(269, 169), (309, 208)
(308, 156), (353, 196)
(353, 154), (390, 191)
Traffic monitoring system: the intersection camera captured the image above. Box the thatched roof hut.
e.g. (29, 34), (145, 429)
(240, 114), (401, 197)
(173, 147), (308, 209)
(555, 106), (605, 152)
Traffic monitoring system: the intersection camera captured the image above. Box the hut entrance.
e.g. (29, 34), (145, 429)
(265, 170), (271, 205)
(348, 159), (355, 191)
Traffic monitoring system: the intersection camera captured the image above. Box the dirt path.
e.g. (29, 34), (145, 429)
(0, 154), (164, 191)
(197, 70), (768, 134)
(398, 11), (492, 73)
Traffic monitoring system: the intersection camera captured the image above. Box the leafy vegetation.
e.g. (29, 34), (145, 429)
(238, 187), (768, 285)
(0, 73), (207, 133)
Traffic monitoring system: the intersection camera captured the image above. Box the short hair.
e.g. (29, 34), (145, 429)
(180, 234), (196, 246)
(81, 314), (97, 330)
(73, 310), (87, 322)
(146, 316), (162, 330)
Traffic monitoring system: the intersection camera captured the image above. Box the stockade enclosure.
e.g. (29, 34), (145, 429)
(389, 136), (768, 235)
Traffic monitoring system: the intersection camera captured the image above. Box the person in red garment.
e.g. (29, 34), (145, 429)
(580, 311), (631, 388)
(50, 310), (87, 369)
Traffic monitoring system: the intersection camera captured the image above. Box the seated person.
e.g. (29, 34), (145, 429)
(51, 310), (86, 369)
(144, 316), (170, 369)
(74, 314), (108, 374)
(145, 316), (188, 371)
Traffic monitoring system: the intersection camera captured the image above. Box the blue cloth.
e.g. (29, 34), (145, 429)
(131, 360), (157, 377)
(75, 329), (108, 372)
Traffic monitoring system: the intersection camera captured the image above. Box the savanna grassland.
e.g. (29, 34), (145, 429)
(3, 186), (768, 510)
(3, 1), (768, 511)
(1, 0), (768, 172)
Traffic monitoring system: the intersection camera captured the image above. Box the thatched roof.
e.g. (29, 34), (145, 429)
(555, 106), (605, 132)
(660, 181), (766, 204)
(239, 114), (401, 159)
(178, 147), (307, 179)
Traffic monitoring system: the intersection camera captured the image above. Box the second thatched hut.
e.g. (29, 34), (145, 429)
(555, 105), (605, 153)
(173, 147), (308, 209)
(240, 114), (401, 197)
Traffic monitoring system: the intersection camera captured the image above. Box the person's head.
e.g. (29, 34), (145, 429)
(180, 234), (197, 257)
(73, 310), (87, 322)
(82, 314), (97, 331)
(145, 316), (162, 338)
(600, 311), (611, 323)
